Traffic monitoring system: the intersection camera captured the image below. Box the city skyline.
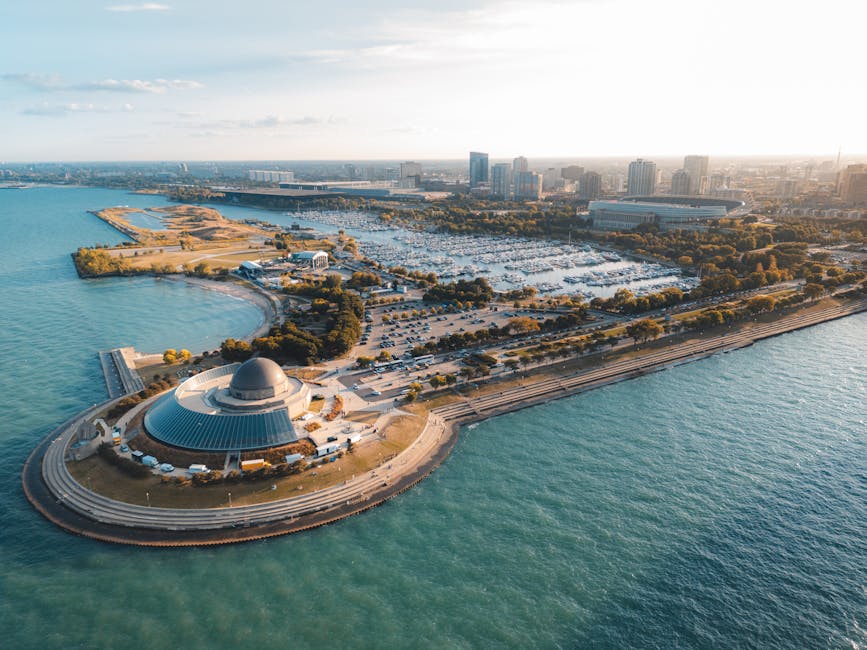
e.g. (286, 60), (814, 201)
(1, 0), (865, 161)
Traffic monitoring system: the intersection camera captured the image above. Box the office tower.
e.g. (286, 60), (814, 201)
(491, 163), (512, 198)
(838, 164), (867, 205)
(469, 152), (489, 188)
(400, 161), (422, 178)
(512, 156), (529, 174)
(514, 171), (543, 199)
(579, 171), (601, 199)
(627, 158), (657, 196)
(399, 161), (422, 187)
(671, 169), (691, 195)
(561, 165), (584, 181)
(707, 173), (729, 193)
(542, 168), (561, 190)
(683, 155), (709, 195)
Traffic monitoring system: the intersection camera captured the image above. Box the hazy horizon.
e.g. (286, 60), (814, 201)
(2, 1), (865, 161)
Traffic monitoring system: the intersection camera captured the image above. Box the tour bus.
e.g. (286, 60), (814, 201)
(373, 359), (404, 371)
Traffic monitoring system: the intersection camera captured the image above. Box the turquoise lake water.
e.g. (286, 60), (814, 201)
(0, 186), (864, 649)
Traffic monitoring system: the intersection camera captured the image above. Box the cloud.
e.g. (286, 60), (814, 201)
(1, 73), (203, 94)
(74, 78), (204, 93)
(21, 102), (134, 116)
(0, 73), (65, 90)
(195, 114), (325, 130)
(105, 3), (170, 12)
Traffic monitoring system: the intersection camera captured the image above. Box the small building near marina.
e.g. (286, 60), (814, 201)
(290, 250), (329, 271)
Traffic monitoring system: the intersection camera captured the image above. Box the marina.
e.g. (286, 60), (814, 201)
(271, 209), (695, 298)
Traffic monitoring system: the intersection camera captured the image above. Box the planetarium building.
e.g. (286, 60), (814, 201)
(144, 357), (311, 452)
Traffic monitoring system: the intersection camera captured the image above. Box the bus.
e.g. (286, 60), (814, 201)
(412, 354), (435, 365)
(373, 359), (404, 371)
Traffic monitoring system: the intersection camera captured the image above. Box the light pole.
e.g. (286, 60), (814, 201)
(228, 492), (232, 507)
(146, 492), (150, 507)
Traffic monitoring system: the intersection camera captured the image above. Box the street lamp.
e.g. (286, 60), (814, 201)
(146, 492), (150, 507)
(228, 492), (232, 507)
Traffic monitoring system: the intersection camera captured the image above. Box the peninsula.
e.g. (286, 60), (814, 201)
(22, 195), (867, 545)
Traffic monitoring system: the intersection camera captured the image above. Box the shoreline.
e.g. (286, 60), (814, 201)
(21, 297), (867, 547)
(161, 275), (280, 343)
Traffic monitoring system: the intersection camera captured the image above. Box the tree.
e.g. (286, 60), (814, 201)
(746, 295), (776, 314)
(163, 349), (177, 364)
(803, 282), (825, 302)
(504, 358), (520, 372)
(508, 316), (541, 334)
(429, 375), (447, 389)
(626, 318), (663, 343)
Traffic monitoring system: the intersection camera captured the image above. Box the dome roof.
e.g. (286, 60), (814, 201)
(229, 357), (287, 394)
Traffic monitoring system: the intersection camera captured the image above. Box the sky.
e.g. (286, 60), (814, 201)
(1, 0), (865, 161)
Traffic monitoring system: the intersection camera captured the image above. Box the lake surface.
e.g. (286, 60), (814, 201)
(0, 186), (864, 649)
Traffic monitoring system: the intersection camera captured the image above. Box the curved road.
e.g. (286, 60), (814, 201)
(23, 298), (867, 546)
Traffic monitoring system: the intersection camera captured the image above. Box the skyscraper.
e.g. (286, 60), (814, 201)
(671, 169), (691, 195)
(491, 163), (512, 198)
(400, 161), (422, 179)
(469, 152), (489, 188)
(561, 165), (584, 181)
(514, 171), (543, 199)
(838, 164), (867, 205)
(683, 155), (709, 195)
(399, 161), (422, 187)
(512, 156), (529, 174)
(579, 171), (602, 199)
(627, 159), (657, 196)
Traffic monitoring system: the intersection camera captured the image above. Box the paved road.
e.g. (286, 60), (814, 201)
(31, 402), (448, 534)
(24, 298), (866, 545)
(432, 299), (867, 420)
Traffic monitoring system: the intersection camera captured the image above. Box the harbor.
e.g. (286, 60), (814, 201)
(269, 209), (695, 298)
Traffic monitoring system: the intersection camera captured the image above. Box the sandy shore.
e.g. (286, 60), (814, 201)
(160, 274), (280, 342)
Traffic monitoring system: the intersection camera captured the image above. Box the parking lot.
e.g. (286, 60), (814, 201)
(355, 300), (569, 360)
(338, 300), (608, 402)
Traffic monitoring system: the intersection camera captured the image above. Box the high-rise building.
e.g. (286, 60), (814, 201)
(838, 164), (867, 205)
(579, 171), (601, 200)
(707, 173), (729, 194)
(542, 168), (561, 191)
(400, 161), (422, 179)
(561, 165), (584, 181)
(469, 152), (489, 188)
(683, 155), (709, 195)
(514, 171), (543, 200)
(399, 161), (422, 187)
(491, 163), (512, 198)
(512, 156), (529, 174)
(671, 169), (691, 195)
(627, 159), (657, 196)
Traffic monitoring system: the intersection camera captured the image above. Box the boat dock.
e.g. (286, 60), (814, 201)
(98, 347), (145, 398)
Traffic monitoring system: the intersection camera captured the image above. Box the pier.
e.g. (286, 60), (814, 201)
(98, 347), (145, 398)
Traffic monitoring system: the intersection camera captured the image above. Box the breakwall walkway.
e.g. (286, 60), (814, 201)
(432, 298), (867, 422)
(23, 298), (867, 547)
(98, 347), (145, 398)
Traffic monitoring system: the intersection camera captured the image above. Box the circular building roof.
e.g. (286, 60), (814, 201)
(143, 362), (305, 452)
(229, 357), (287, 393)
